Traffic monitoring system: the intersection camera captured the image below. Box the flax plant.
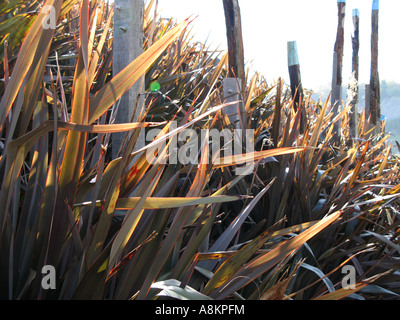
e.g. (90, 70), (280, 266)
(0, 0), (399, 301)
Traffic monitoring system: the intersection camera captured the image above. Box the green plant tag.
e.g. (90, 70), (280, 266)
(150, 81), (161, 92)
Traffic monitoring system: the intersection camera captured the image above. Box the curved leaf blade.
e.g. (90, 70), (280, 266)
(88, 19), (190, 124)
(210, 210), (343, 299)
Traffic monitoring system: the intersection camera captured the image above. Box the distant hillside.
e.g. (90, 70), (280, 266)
(310, 81), (400, 147)
(310, 81), (400, 115)
(312, 81), (400, 151)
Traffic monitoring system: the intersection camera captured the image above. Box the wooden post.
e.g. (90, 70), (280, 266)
(349, 9), (360, 138)
(113, 0), (144, 158)
(223, 0), (246, 87)
(223, 78), (248, 155)
(332, 0), (346, 140)
(369, 0), (380, 127)
(287, 41), (306, 133)
(223, 0), (246, 130)
(223, 78), (241, 129)
(287, 41), (303, 110)
(364, 84), (371, 132)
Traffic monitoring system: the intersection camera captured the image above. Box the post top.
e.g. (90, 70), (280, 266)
(372, 0), (379, 10)
(352, 9), (359, 17)
(337, 0), (346, 3)
(287, 41), (299, 66)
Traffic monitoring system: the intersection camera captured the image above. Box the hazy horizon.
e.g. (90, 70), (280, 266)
(157, 0), (400, 94)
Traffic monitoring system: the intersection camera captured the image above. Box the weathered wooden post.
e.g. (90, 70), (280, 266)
(113, 0), (144, 158)
(223, 0), (246, 87)
(222, 0), (246, 130)
(365, 84), (371, 127)
(287, 41), (306, 133)
(223, 78), (241, 129)
(287, 41), (303, 111)
(349, 9), (360, 138)
(369, 0), (380, 127)
(331, 0), (346, 141)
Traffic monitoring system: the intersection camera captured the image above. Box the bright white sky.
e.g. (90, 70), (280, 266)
(157, 0), (400, 94)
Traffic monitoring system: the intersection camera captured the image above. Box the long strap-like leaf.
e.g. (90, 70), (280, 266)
(88, 19), (190, 124)
(210, 210), (343, 299)
(0, 0), (62, 133)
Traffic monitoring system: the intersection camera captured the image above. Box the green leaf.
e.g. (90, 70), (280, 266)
(0, 14), (28, 34)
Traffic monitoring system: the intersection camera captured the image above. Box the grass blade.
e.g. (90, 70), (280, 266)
(0, 0), (62, 132)
(76, 195), (246, 210)
(88, 19), (190, 124)
(211, 210), (343, 299)
(313, 283), (368, 300)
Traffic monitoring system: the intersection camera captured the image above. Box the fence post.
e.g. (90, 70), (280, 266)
(287, 41), (306, 133)
(222, 78), (247, 155)
(369, 0), (380, 127)
(223, 0), (246, 87)
(332, 0), (346, 141)
(364, 84), (371, 132)
(113, 0), (144, 158)
(349, 9), (360, 139)
(223, 78), (241, 129)
(223, 0), (246, 130)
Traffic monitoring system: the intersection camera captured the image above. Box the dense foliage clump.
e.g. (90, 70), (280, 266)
(0, 0), (399, 300)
